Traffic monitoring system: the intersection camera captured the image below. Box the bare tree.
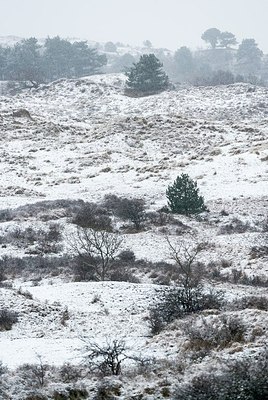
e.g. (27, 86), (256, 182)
(148, 239), (222, 334)
(18, 355), (48, 388)
(71, 227), (123, 281)
(166, 236), (206, 289)
(84, 339), (127, 376)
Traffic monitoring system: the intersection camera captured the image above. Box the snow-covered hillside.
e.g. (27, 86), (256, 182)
(0, 74), (268, 399)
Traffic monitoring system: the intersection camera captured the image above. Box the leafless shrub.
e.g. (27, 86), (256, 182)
(148, 287), (223, 335)
(84, 339), (127, 376)
(0, 309), (18, 331)
(58, 363), (82, 383)
(18, 356), (49, 388)
(166, 237), (208, 288)
(71, 227), (123, 281)
(3, 223), (62, 255)
(250, 245), (268, 259)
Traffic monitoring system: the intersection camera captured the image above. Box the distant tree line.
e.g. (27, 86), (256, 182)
(107, 29), (267, 88)
(163, 29), (266, 86)
(1, 29), (267, 89)
(0, 36), (107, 86)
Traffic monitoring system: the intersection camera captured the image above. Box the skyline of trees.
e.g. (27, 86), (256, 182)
(0, 29), (266, 87)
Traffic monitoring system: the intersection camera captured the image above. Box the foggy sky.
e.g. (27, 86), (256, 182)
(1, 0), (268, 52)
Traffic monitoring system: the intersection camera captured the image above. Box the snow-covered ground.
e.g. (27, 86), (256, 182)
(0, 74), (268, 398)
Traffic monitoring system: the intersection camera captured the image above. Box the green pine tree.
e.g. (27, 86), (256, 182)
(125, 54), (169, 94)
(166, 174), (207, 215)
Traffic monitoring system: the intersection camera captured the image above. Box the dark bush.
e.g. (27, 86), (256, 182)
(103, 194), (146, 230)
(109, 269), (140, 283)
(94, 381), (121, 399)
(72, 202), (112, 231)
(0, 199), (85, 222)
(230, 295), (268, 311)
(117, 249), (136, 263)
(250, 245), (268, 259)
(24, 394), (48, 400)
(59, 363), (82, 383)
(0, 309), (18, 331)
(3, 223), (62, 254)
(53, 388), (88, 400)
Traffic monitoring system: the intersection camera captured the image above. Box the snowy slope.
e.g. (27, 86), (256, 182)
(0, 74), (268, 398)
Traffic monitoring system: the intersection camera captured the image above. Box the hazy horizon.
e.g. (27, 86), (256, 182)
(1, 0), (268, 52)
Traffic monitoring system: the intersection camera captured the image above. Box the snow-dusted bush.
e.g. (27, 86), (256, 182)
(3, 223), (62, 254)
(229, 295), (268, 311)
(182, 314), (246, 351)
(218, 217), (253, 234)
(93, 381), (121, 399)
(17, 357), (49, 388)
(103, 194), (146, 230)
(148, 287), (223, 334)
(174, 349), (268, 399)
(0, 254), (72, 280)
(52, 387), (88, 399)
(0, 308), (18, 331)
(58, 363), (82, 383)
(72, 202), (112, 231)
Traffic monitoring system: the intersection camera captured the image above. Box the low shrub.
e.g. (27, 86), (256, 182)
(72, 202), (112, 231)
(53, 388), (88, 400)
(174, 349), (268, 400)
(148, 287), (223, 334)
(229, 295), (268, 311)
(0, 309), (18, 331)
(219, 217), (253, 234)
(18, 359), (49, 388)
(94, 381), (121, 399)
(103, 194), (146, 230)
(182, 315), (246, 351)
